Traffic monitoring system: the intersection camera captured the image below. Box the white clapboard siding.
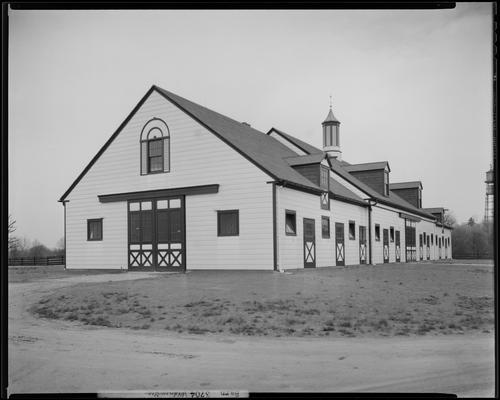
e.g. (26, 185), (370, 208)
(277, 186), (335, 269)
(66, 90), (273, 270)
(330, 199), (369, 266)
(370, 205), (407, 264)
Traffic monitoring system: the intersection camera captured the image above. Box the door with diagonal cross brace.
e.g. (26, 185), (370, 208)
(303, 218), (316, 268)
(128, 197), (185, 271)
(383, 228), (389, 263)
(359, 225), (367, 264)
(395, 230), (401, 262)
(335, 222), (345, 267)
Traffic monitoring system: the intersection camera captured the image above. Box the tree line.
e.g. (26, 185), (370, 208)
(8, 215), (64, 258)
(451, 217), (494, 259)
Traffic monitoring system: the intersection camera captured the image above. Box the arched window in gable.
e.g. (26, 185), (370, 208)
(140, 118), (170, 175)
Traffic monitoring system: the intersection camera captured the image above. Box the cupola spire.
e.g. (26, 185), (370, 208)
(322, 96), (341, 160)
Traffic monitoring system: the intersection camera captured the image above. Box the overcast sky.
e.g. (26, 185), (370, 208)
(9, 4), (493, 248)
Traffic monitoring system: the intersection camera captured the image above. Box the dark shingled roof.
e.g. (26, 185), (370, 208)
(267, 128), (324, 155)
(327, 157), (436, 220)
(390, 181), (423, 190)
(422, 207), (444, 214)
(154, 87), (323, 193)
(329, 178), (367, 206)
(284, 153), (326, 166)
(345, 161), (390, 173)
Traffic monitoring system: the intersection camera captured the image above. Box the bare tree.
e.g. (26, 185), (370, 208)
(443, 210), (457, 227)
(8, 214), (19, 251)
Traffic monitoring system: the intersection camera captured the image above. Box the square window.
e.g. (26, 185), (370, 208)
(322, 216), (330, 239)
(349, 221), (355, 240)
(217, 210), (239, 236)
(87, 219), (103, 241)
(390, 226), (394, 242)
(285, 210), (296, 236)
(375, 224), (380, 241)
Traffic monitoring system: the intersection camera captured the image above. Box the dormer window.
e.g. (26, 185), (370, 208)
(140, 118), (170, 175)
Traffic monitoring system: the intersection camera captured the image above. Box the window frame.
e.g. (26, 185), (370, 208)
(217, 210), (239, 237)
(147, 137), (164, 174)
(390, 226), (394, 242)
(140, 118), (171, 175)
(285, 209), (297, 236)
(375, 224), (380, 242)
(321, 216), (330, 239)
(87, 218), (103, 241)
(348, 220), (356, 240)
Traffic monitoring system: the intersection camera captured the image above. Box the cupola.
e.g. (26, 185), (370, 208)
(322, 99), (341, 160)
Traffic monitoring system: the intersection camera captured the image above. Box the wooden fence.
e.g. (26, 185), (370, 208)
(8, 256), (65, 266)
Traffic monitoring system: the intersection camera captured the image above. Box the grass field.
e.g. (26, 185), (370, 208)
(8, 265), (123, 283)
(24, 262), (494, 338)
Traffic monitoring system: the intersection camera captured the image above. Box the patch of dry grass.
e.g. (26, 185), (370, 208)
(29, 263), (494, 338)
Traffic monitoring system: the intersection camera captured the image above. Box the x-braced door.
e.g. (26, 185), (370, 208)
(383, 228), (389, 263)
(426, 234), (430, 260)
(335, 222), (345, 267)
(438, 237), (442, 259)
(303, 218), (316, 268)
(128, 197), (185, 270)
(359, 225), (367, 264)
(155, 198), (184, 269)
(419, 234), (423, 261)
(395, 230), (401, 262)
(128, 201), (154, 268)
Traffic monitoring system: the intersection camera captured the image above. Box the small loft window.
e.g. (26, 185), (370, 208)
(87, 219), (103, 241)
(322, 216), (330, 238)
(384, 171), (389, 196)
(375, 224), (380, 241)
(285, 210), (296, 236)
(390, 226), (394, 242)
(140, 118), (170, 175)
(349, 221), (355, 240)
(217, 210), (239, 236)
(320, 166), (329, 190)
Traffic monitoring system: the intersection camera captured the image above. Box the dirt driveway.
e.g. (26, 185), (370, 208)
(9, 271), (495, 396)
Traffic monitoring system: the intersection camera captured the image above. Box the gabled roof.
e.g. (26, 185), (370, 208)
(390, 181), (423, 190)
(345, 161), (391, 173)
(267, 127), (323, 155)
(59, 86), (324, 201)
(327, 157), (436, 220)
(284, 153), (327, 166)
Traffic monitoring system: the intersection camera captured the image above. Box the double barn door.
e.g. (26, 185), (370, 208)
(128, 197), (185, 270)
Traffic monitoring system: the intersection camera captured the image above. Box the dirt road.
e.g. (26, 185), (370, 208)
(8, 273), (495, 396)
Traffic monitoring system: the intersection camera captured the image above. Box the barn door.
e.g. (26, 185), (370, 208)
(419, 234), (423, 261)
(335, 223), (345, 267)
(128, 197), (185, 270)
(155, 198), (185, 270)
(359, 225), (367, 264)
(439, 237), (442, 259)
(395, 230), (401, 262)
(303, 218), (316, 268)
(426, 234), (430, 260)
(128, 201), (154, 268)
(383, 229), (389, 263)
(405, 220), (417, 262)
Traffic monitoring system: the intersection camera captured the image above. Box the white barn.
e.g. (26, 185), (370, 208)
(59, 85), (453, 271)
